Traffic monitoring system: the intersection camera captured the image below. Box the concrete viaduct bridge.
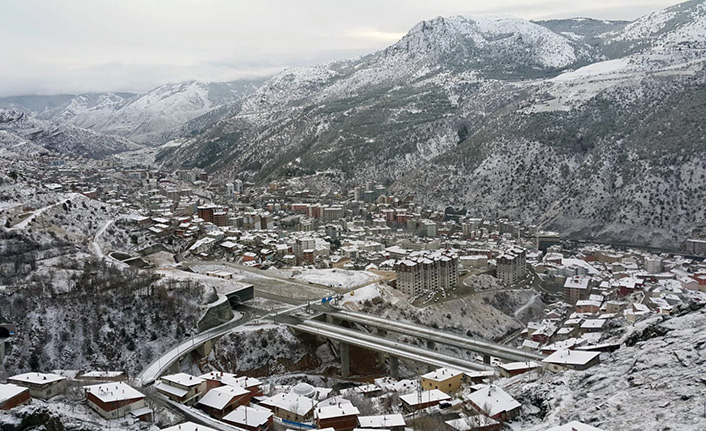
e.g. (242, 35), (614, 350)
(284, 307), (542, 378)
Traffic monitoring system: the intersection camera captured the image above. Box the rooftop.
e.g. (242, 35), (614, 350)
(0, 383), (29, 403)
(84, 382), (144, 403)
(9, 372), (66, 385)
(161, 373), (204, 388)
(315, 403), (360, 420)
(466, 384), (521, 418)
(543, 349), (600, 366)
(197, 385), (250, 410)
(223, 405), (273, 427)
(421, 367), (463, 381)
(400, 389), (451, 406)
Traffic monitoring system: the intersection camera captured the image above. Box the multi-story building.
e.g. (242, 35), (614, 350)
(197, 205), (218, 224)
(496, 247), (527, 285)
(564, 275), (591, 304)
(323, 206), (344, 222)
(394, 250), (459, 297)
(685, 239), (706, 256)
(644, 256), (663, 274)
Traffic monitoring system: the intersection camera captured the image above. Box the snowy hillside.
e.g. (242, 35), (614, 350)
(517, 305), (706, 430)
(1, 78), (265, 146)
(159, 0), (706, 248)
(0, 110), (141, 158)
(608, 0), (706, 48)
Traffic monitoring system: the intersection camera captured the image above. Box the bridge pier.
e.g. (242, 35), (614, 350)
(326, 315), (342, 326)
(168, 359), (181, 375)
(0, 341), (5, 362)
(340, 342), (350, 377)
(426, 340), (436, 350)
(389, 356), (399, 379)
(196, 339), (213, 357)
(483, 354), (491, 365)
(376, 328), (388, 364)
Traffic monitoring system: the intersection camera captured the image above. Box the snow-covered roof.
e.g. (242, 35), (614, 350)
(544, 421), (606, 431)
(561, 259), (600, 275)
(353, 384), (381, 394)
(317, 396), (353, 407)
(161, 373), (204, 388)
(498, 362), (540, 372)
(421, 367), (463, 381)
(199, 372), (262, 389)
(223, 405), (273, 427)
(357, 414), (406, 428)
(400, 389), (450, 407)
(445, 415), (500, 430)
(81, 371), (124, 379)
(522, 340), (540, 349)
(160, 421), (219, 431)
(197, 385), (249, 410)
(292, 382), (315, 396)
(466, 384), (521, 417)
(84, 382), (144, 403)
(543, 349), (600, 366)
(130, 407), (153, 418)
(315, 403), (360, 420)
(155, 382), (188, 398)
(9, 372), (66, 385)
(261, 392), (316, 416)
(580, 319), (607, 329)
(565, 276), (590, 289)
(0, 383), (28, 403)
(576, 300), (602, 308)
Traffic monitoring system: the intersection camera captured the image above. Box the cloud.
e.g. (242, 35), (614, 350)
(344, 29), (407, 43)
(0, 0), (682, 97)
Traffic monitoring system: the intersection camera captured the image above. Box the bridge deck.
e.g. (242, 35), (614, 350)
(289, 319), (494, 374)
(326, 309), (544, 363)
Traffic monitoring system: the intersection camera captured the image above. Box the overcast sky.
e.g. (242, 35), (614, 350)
(0, 0), (681, 97)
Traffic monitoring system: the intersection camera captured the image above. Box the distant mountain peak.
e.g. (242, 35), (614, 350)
(384, 14), (577, 71)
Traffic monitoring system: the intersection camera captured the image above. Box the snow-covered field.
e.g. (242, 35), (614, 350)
(271, 267), (379, 288)
(341, 283), (383, 305)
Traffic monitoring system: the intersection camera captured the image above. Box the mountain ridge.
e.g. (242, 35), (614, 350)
(0, 78), (266, 146)
(157, 0), (706, 248)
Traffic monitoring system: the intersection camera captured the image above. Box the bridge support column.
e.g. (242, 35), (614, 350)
(0, 341), (5, 362)
(340, 342), (350, 377)
(196, 339), (213, 357)
(376, 328), (388, 364)
(425, 340), (437, 371)
(168, 360), (181, 374)
(483, 354), (491, 365)
(326, 315), (342, 326)
(389, 356), (399, 379)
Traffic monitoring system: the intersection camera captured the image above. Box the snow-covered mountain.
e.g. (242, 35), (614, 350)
(608, 0), (706, 49)
(0, 110), (141, 158)
(159, 0), (706, 248)
(0, 78), (265, 146)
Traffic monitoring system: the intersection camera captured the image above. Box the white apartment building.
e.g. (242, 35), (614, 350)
(395, 250), (459, 296)
(496, 247), (527, 285)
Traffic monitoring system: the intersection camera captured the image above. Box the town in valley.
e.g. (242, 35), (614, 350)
(2, 0), (706, 430)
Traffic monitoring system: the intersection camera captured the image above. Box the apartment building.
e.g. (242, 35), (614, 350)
(394, 250), (459, 296)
